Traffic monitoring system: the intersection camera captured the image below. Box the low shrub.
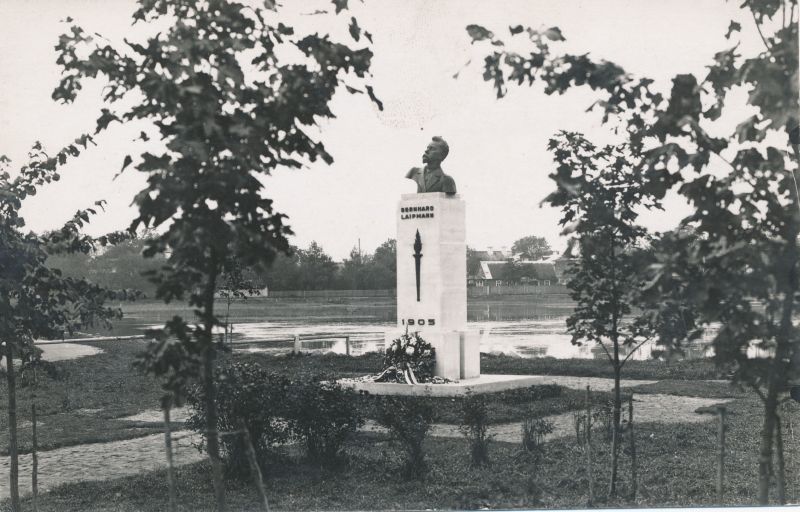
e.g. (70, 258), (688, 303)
(521, 417), (554, 454)
(285, 377), (364, 467)
(460, 393), (492, 467)
(375, 396), (436, 479)
(186, 362), (291, 478)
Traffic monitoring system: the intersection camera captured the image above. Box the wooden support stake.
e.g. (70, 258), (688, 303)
(242, 423), (270, 512)
(6, 344), (20, 512)
(776, 414), (786, 505)
(586, 385), (594, 507)
(31, 365), (39, 512)
(164, 405), (177, 512)
(31, 402), (38, 512)
(717, 406), (726, 503)
(345, 336), (351, 356)
(629, 394), (637, 502)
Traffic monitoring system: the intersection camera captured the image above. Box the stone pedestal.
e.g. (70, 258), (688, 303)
(385, 192), (480, 381)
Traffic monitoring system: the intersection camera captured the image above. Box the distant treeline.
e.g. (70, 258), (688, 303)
(46, 237), (398, 297)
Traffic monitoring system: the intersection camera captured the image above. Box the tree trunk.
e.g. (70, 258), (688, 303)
(32, 371), (39, 512)
(758, 388), (779, 504)
(205, 343), (225, 512)
(164, 405), (177, 512)
(586, 385), (593, 507)
(763, 180), (800, 504)
(203, 266), (225, 512)
(225, 298), (231, 346)
(5, 343), (20, 512)
(609, 358), (621, 498)
(776, 413), (786, 505)
(629, 394), (637, 502)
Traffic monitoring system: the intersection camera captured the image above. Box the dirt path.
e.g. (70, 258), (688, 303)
(0, 376), (731, 499)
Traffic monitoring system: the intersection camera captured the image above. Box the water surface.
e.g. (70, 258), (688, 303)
(82, 297), (716, 361)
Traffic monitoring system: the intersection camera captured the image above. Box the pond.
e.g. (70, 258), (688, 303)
(83, 297), (717, 361)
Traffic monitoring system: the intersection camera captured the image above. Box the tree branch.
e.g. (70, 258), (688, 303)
(621, 337), (651, 367)
(752, 10), (775, 55)
(711, 151), (736, 171)
(597, 338), (614, 365)
(782, 0), (787, 28)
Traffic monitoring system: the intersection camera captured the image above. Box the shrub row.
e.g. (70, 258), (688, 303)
(187, 361), (565, 481)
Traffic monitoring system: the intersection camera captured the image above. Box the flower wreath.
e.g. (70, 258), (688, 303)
(372, 331), (436, 384)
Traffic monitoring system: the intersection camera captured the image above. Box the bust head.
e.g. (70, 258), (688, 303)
(422, 136), (449, 167)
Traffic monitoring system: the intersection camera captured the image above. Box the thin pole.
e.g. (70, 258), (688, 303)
(242, 423), (270, 512)
(717, 406), (726, 503)
(32, 366), (39, 512)
(6, 343), (20, 512)
(586, 385), (593, 506)
(345, 336), (350, 356)
(629, 394), (637, 502)
(776, 413), (786, 505)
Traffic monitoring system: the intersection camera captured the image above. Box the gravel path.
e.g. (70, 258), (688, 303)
(38, 343), (103, 362)
(364, 393), (731, 443)
(501, 375), (658, 391)
(0, 376), (731, 499)
(0, 431), (204, 499)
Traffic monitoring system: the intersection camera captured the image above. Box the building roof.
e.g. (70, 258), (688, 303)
(480, 261), (558, 281)
(473, 249), (509, 262)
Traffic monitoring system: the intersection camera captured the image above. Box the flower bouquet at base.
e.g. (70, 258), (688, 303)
(372, 331), (436, 385)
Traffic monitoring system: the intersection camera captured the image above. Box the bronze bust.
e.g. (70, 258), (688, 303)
(405, 136), (457, 195)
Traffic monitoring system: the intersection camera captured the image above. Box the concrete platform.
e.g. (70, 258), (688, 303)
(339, 374), (546, 397)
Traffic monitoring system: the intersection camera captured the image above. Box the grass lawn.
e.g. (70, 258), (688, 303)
(1, 341), (726, 456)
(480, 353), (725, 380)
(2, 340), (798, 509)
(11, 393), (800, 511)
(0, 340), (164, 455)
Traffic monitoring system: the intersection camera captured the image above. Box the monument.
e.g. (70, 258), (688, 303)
(384, 137), (480, 381)
(341, 137), (544, 396)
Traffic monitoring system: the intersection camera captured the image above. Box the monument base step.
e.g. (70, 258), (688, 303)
(339, 374), (545, 397)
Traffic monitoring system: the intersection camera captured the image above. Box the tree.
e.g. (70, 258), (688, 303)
(91, 234), (165, 297)
(53, 1), (380, 509)
(258, 246), (301, 291)
(44, 245), (91, 280)
(338, 239), (396, 290)
(45, 232), (167, 297)
(297, 241), (338, 290)
(511, 235), (553, 260)
(545, 132), (657, 496)
(338, 246), (367, 289)
(467, 0), (798, 503)
(466, 246), (483, 278)
(0, 141), (128, 511)
(217, 258), (262, 345)
(369, 238), (397, 289)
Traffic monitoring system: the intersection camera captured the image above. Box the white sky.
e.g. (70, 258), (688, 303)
(0, 0), (756, 260)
